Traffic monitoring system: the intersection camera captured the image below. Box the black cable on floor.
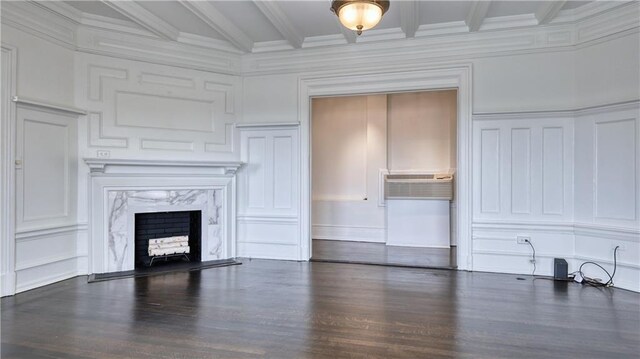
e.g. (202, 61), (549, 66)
(578, 246), (619, 287)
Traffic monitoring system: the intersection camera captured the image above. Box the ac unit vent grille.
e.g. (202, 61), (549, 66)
(384, 174), (453, 200)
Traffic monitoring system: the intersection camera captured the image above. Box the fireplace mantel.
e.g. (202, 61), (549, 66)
(84, 158), (244, 174)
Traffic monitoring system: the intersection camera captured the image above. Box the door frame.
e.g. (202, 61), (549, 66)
(298, 64), (474, 270)
(1, 44), (17, 296)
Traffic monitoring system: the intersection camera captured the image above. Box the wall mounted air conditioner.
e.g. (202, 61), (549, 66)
(384, 174), (454, 200)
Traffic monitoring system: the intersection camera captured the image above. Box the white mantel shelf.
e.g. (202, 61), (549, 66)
(84, 158), (244, 174)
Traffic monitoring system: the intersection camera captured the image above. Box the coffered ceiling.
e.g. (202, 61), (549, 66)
(61, 0), (593, 53)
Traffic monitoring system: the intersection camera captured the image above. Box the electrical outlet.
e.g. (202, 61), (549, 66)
(516, 236), (531, 244)
(96, 150), (110, 158)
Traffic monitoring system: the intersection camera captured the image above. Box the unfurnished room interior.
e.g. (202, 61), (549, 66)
(0, 1), (639, 358)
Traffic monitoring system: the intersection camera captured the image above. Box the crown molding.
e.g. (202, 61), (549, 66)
(79, 13), (154, 38)
(356, 27), (406, 43)
(75, 26), (241, 75)
(251, 40), (295, 53)
(302, 34), (347, 49)
(2, 0), (638, 77)
(1, 1), (77, 49)
(100, 1), (179, 41)
(241, 1), (638, 76)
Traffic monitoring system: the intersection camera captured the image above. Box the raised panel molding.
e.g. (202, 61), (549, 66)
(594, 118), (637, 220)
(474, 116), (573, 221)
(238, 125), (301, 260)
(21, 118), (69, 222)
(139, 72), (196, 89)
(510, 128), (531, 214)
(79, 56), (240, 156)
(480, 129), (500, 213)
(204, 81), (235, 114)
(88, 65), (128, 101)
(114, 91), (215, 132)
(15, 105), (78, 232)
(542, 127), (564, 215)
(87, 112), (128, 148)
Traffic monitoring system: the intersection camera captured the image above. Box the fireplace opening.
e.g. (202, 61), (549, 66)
(134, 210), (201, 268)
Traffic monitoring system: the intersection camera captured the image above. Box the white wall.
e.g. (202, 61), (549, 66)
(387, 91), (457, 171)
(2, 24), (80, 294)
(242, 33), (639, 290)
(1, 26), (75, 107)
(312, 95), (387, 242)
(237, 125), (300, 259)
(472, 114), (575, 276)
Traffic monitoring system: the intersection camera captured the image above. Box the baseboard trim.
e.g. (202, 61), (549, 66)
(15, 269), (79, 294)
(312, 224), (386, 243)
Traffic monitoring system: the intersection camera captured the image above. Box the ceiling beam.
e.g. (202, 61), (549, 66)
(535, 1), (567, 25)
(333, 16), (357, 43)
(179, 1), (254, 53)
(465, 1), (491, 32)
(101, 1), (179, 41)
(253, 1), (303, 48)
(400, 0), (420, 38)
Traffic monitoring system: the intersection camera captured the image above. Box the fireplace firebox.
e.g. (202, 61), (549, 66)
(134, 211), (201, 268)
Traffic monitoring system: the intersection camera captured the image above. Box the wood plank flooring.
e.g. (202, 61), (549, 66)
(312, 239), (455, 268)
(2, 259), (639, 358)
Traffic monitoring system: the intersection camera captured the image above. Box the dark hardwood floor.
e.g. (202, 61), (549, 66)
(312, 239), (455, 268)
(2, 259), (639, 358)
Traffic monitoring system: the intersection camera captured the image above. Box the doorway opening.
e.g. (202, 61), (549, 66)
(310, 90), (458, 268)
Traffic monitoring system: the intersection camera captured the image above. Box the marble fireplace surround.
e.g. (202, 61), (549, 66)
(86, 159), (242, 274)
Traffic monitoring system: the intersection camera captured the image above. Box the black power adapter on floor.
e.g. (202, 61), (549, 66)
(554, 258), (569, 280)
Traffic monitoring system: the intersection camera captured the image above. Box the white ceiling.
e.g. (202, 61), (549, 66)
(63, 0), (593, 52)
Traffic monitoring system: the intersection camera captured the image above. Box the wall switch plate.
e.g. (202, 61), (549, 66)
(96, 150), (110, 158)
(516, 236), (531, 244)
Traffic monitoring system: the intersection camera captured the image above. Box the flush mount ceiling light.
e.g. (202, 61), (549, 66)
(330, 0), (390, 36)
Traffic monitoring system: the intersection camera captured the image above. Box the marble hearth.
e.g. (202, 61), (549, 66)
(86, 159), (242, 274)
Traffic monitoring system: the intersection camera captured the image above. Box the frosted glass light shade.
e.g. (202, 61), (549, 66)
(331, 0), (390, 35)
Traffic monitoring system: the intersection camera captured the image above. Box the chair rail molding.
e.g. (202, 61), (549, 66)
(299, 64), (473, 269)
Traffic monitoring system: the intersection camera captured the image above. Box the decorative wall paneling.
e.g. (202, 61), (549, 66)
(473, 116), (574, 221)
(1, 45), (17, 296)
(573, 102), (639, 291)
(472, 114), (575, 278)
(12, 99), (85, 294)
(472, 102), (639, 292)
(75, 54), (242, 162)
(237, 125), (300, 260)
